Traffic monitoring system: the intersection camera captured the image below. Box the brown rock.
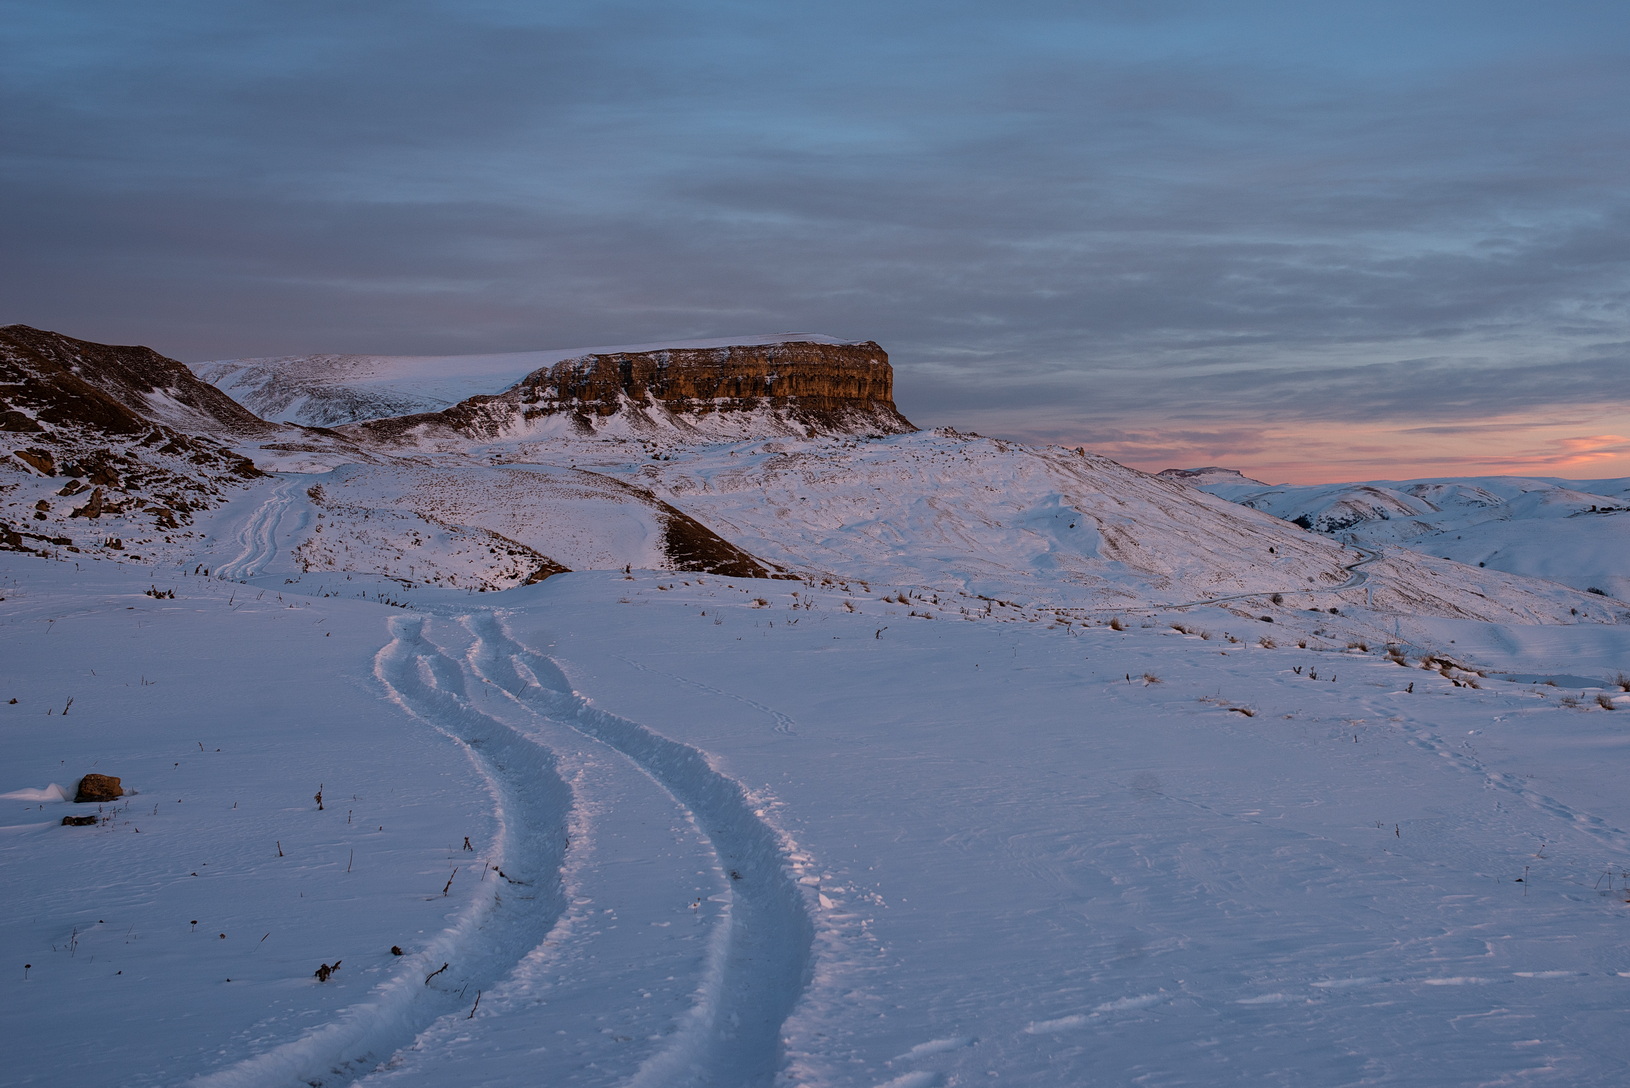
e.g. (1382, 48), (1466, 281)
(13, 448), (56, 475)
(74, 774), (123, 803)
(70, 487), (105, 519)
(61, 815), (98, 826)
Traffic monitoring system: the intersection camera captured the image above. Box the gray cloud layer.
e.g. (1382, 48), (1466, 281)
(3, 0), (1629, 452)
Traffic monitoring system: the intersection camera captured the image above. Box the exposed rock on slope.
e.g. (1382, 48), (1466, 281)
(2, 324), (273, 440)
(352, 339), (915, 447)
(1, 326), (273, 559)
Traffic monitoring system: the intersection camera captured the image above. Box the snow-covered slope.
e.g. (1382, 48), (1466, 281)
(566, 430), (1611, 628)
(8, 551), (1630, 1088)
(188, 426), (1619, 628)
(286, 462), (781, 588)
(1171, 470), (1630, 600)
(7, 325), (1630, 1087)
(193, 334), (870, 427)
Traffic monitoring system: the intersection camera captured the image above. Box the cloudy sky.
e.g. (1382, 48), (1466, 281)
(4, 0), (1629, 482)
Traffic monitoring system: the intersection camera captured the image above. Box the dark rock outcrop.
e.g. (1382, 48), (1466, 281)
(356, 339), (915, 443)
(0, 325), (274, 439)
(74, 774), (123, 803)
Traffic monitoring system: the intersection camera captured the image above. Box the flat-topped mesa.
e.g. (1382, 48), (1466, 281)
(356, 338), (916, 444)
(541, 339), (901, 415)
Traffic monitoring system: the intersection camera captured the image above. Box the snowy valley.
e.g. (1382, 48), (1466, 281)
(4, 325), (1630, 1088)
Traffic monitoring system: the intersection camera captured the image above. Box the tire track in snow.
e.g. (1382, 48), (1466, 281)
(1116, 544), (1383, 613)
(463, 612), (816, 1088)
(214, 477), (299, 581)
(190, 615), (571, 1088)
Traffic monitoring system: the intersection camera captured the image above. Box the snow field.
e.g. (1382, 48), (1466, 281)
(515, 572), (1630, 1086)
(0, 559), (501, 1087)
(8, 535), (1630, 1083)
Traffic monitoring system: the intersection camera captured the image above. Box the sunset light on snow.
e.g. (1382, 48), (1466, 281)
(5, 6), (1630, 1084)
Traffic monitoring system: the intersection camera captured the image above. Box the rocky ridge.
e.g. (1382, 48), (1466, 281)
(1, 325), (275, 558)
(353, 339), (915, 446)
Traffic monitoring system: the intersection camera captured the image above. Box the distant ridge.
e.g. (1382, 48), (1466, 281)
(1156, 466), (1270, 488)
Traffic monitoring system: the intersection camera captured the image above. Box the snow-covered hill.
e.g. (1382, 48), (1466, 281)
(1168, 470), (1630, 600)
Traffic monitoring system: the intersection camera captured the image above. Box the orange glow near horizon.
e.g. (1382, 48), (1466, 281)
(1072, 409), (1630, 485)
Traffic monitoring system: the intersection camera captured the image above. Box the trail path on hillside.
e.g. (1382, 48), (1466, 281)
(212, 476), (302, 581)
(1114, 543), (1383, 614)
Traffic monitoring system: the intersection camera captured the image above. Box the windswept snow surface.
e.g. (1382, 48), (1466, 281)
(1180, 472), (1630, 600)
(7, 537), (1630, 1086)
(193, 335), (860, 427)
(7, 423), (1630, 1087)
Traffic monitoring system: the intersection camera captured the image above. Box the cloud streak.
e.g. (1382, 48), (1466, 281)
(3, 0), (1629, 480)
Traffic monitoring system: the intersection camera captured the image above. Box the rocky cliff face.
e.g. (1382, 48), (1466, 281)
(357, 339), (916, 444)
(0, 325), (277, 558)
(1, 324), (275, 439)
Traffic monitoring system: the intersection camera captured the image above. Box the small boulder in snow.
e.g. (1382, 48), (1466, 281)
(74, 774), (123, 803)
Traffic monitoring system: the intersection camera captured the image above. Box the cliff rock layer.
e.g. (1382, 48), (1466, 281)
(358, 339), (916, 444)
